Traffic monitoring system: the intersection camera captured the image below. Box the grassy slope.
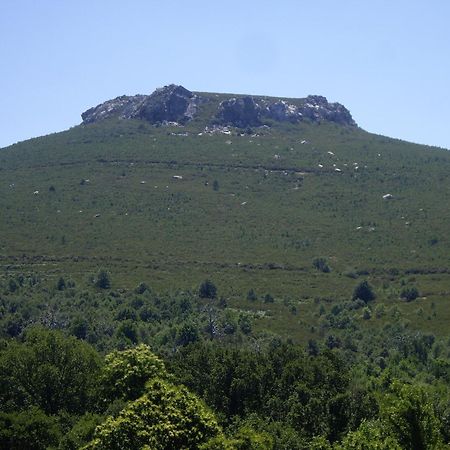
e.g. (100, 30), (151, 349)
(1, 99), (449, 342)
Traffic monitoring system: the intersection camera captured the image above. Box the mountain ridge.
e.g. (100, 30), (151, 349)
(81, 84), (357, 129)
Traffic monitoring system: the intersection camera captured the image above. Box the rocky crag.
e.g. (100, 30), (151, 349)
(81, 84), (356, 128)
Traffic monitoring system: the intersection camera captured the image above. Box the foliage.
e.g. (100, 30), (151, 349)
(381, 382), (444, 450)
(0, 328), (101, 414)
(313, 257), (331, 273)
(201, 426), (273, 449)
(400, 286), (419, 301)
(85, 379), (221, 450)
(199, 279), (218, 299)
(0, 406), (61, 450)
(352, 281), (375, 303)
(334, 420), (401, 449)
(59, 413), (104, 450)
(100, 344), (167, 401)
(1, 113), (450, 448)
(95, 270), (111, 289)
(247, 289), (257, 301)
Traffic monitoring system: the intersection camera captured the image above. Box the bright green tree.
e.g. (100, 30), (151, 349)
(85, 379), (221, 450)
(334, 420), (401, 449)
(100, 344), (167, 401)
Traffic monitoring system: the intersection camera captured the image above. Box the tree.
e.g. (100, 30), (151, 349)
(176, 323), (200, 347)
(382, 383), (444, 450)
(100, 344), (167, 402)
(352, 281), (375, 303)
(334, 420), (401, 450)
(201, 426), (273, 449)
(86, 379), (221, 450)
(0, 407), (61, 450)
(199, 280), (217, 299)
(0, 328), (101, 415)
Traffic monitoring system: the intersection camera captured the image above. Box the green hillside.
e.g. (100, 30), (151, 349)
(1, 91), (449, 342)
(1, 89), (450, 449)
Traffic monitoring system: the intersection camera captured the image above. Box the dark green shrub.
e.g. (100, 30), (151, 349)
(313, 257), (331, 273)
(56, 277), (66, 291)
(199, 280), (217, 299)
(95, 270), (111, 289)
(400, 287), (419, 302)
(135, 282), (149, 295)
(353, 281), (375, 303)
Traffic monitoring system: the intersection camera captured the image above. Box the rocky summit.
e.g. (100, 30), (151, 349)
(81, 84), (357, 128)
(81, 84), (199, 125)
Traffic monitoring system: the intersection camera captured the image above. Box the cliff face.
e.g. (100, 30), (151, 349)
(81, 84), (357, 128)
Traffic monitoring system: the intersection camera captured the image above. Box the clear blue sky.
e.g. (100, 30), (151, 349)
(1, 0), (449, 149)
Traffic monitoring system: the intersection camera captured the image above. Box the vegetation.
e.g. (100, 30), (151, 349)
(0, 93), (449, 447)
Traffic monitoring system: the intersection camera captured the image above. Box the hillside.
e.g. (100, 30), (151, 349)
(1, 85), (450, 449)
(1, 84), (450, 341)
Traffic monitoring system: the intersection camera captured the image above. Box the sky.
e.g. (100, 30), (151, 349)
(1, 0), (450, 149)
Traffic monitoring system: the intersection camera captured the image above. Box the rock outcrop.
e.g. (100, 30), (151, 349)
(297, 95), (356, 126)
(81, 84), (199, 125)
(215, 95), (356, 127)
(137, 85), (197, 124)
(82, 85), (356, 128)
(267, 100), (301, 122)
(215, 97), (263, 128)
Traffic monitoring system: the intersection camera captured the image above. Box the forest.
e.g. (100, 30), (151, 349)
(0, 272), (449, 449)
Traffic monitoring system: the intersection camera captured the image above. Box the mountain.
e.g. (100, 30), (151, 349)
(1, 84), (449, 341)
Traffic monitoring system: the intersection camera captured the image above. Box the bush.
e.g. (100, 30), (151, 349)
(135, 282), (149, 295)
(352, 281), (375, 303)
(362, 307), (372, 320)
(199, 280), (217, 299)
(313, 257), (331, 273)
(400, 287), (419, 302)
(95, 270), (111, 289)
(56, 277), (66, 291)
